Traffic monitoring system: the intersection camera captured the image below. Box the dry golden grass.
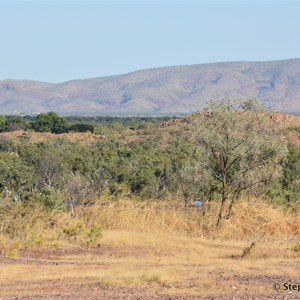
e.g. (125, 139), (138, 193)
(0, 201), (103, 256)
(1, 198), (300, 298)
(1, 230), (300, 298)
(77, 198), (300, 263)
(78, 198), (300, 240)
(1, 197), (300, 258)
(0, 130), (104, 144)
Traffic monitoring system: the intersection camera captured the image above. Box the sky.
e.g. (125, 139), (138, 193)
(0, 0), (299, 83)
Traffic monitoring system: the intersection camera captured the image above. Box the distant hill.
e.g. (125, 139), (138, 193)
(0, 59), (300, 115)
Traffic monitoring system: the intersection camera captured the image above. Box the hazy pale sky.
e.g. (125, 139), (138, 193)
(0, 1), (299, 83)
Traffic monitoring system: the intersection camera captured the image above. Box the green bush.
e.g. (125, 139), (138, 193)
(292, 243), (300, 252)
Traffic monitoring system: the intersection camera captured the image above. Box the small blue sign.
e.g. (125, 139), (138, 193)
(194, 200), (203, 207)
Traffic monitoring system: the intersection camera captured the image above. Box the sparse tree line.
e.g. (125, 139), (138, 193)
(0, 98), (299, 226)
(0, 112), (94, 134)
(0, 113), (174, 134)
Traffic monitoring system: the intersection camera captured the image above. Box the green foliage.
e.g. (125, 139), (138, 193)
(292, 243), (300, 252)
(266, 143), (300, 204)
(288, 125), (300, 134)
(0, 115), (30, 132)
(34, 142), (69, 188)
(63, 221), (103, 246)
(0, 115), (7, 131)
(28, 188), (65, 211)
(0, 106), (296, 217)
(88, 224), (103, 245)
(0, 201), (104, 255)
(65, 115), (174, 127)
(33, 112), (68, 134)
(280, 143), (300, 203)
(0, 152), (35, 199)
(68, 123), (95, 133)
(188, 98), (287, 226)
(63, 221), (85, 239)
(0, 114), (177, 134)
(0, 138), (16, 152)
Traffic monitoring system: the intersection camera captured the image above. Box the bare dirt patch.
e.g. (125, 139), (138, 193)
(1, 231), (300, 299)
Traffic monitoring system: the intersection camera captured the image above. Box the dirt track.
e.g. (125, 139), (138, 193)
(1, 251), (300, 300)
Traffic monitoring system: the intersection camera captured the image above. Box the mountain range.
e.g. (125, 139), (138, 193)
(0, 58), (299, 115)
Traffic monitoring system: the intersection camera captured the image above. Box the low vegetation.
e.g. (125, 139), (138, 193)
(0, 98), (299, 256)
(0, 200), (103, 256)
(1, 196), (299, 255)
(0, 98), (300, 299)
(0, 112), (174, 134)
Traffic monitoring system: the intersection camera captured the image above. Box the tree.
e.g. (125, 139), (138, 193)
(0, 115), (31, 132)
(68, 123), (95, 133)
(0, 115), (7, 132)
(32, 141), (69, 189)
(0, 152), (35, 200)
(34, 112), (68, 134)
(189, 98), (287, 227)
(281, 143), (300, 203)
(178, 161), (209, 207)
(5, 116), (29, 131)
(66, 174), (90, 216)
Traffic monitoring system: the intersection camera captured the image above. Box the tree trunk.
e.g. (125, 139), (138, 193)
(216, 175), (228, 228)
(216, 195), (226, 228)
(226, 189), (241, 219)
(226, 195), (236, 219)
